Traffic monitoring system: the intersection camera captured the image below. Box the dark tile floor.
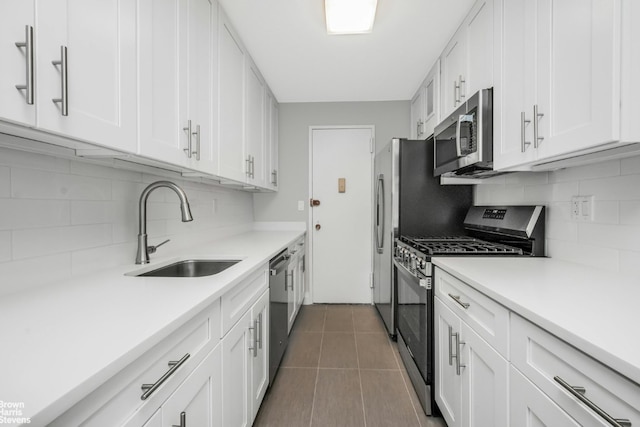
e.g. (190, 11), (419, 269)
(254, 304), (448, 427)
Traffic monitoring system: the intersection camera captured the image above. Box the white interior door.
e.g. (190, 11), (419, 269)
(310, 127), (373, 304)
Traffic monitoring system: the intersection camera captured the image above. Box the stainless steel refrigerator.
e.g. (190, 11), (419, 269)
(373, 137), (473, 337)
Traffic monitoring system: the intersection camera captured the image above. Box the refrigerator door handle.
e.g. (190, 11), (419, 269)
(376, 174), (385, 254)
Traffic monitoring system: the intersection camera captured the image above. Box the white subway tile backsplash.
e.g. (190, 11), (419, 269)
(524, 181), (579, 203)
(546, 218), (578, 242)
(71, 242), (137, 276)
(0, 253), (72, 296)
(579, 174), (640, 201)
(579, 222), (640, 252)
(71, 201), (112, 225)
(620, 201), (640, 225)
(0, 199), (70, 230)
(0, 231), (11, 262)
(592, 200), (619, 224)
(547, 238), (619, 271)
(0, 167), (9, 197)
(0, 147), (70, 173)
(12, 224), (112, 260)
(12, 168), (111, 200)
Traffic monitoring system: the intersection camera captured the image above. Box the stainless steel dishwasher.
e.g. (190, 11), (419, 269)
(269, 248), (291, 384)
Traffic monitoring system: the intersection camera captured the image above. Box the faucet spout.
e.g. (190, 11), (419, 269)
(136, 181), (193, 264)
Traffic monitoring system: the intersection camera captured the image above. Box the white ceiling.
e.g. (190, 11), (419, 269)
(217, 0), (475, 103)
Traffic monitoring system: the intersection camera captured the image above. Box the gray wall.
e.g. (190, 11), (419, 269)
(253, 101), (410, 221)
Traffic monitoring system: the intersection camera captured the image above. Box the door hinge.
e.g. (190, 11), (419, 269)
(370, 272), (374, 289)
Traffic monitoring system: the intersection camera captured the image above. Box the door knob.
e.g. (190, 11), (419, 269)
(315, 224), (321, 231)
(310, 199), (321, 207)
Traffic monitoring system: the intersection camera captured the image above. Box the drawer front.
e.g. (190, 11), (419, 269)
(221, 264), (268, 337)
(511, 314), (640, 427)
(510, 366), (581, 427)
(434, 267), (509, 357)
(51, 300), (220, 427)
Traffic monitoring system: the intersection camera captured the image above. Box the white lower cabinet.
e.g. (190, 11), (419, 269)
(222, 288), (270, 427)
(434, 296), (508, 427)
(434, 266), (640, 427)
(287, 236), (306, 333)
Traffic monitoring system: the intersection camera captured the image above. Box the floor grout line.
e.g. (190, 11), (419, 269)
(308, 306), (326, 427)
(352, 306), (368, 427)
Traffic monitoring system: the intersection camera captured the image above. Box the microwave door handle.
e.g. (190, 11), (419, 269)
(456, 114), (474, 157)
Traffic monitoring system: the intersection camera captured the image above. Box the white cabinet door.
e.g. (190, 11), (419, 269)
(138, 0), (189, 167)
(218, 11), (246, 183)
(535, 0), (620, 159)
(286, 260), (296, 333)
(493, 0), (537, 169)
(126, 409), (163, 427)
(510, 366), (581, 427)
(410, 87), (425, 139)
(0, 1), (36, 126)
(245, 60), (265, 186)
(36, 0), (137, 153)
(465, 0), (493, 97)
(621, 0), (640, 142)
(423, 60), (440, 138)
(461, 322), (508, 427)
(265, 90), (279, 189)
(434, 297), (462, 427)
(185, 0), (216, 174)
(162, 344), (223, 427)
(250, 290), (270, 422)
(441, 33), (466, 118)
(222, 310), (251, 427)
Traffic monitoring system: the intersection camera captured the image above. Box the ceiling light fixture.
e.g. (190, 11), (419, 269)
(325, 0), (378, 35)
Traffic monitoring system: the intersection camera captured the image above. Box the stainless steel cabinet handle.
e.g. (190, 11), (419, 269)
(15, 25), (34, 105)
(459, 75), (466, 100)
(454, 81), (459, 105)
(521, 112), (531, 152)
(448, 325), (454, 366)
(183, 120), (192, 158)
(454, 333), (465, 375)
(257, 313), (263, 349)
(250, 156), (255, 178)
(141, 353), (190, 400)
(249, 321), (258, 357)
(172, 412), (186, 427)
(246, 155), (251, 177)
(51, 46), (68, 116)
(191, 124), (200, 160)
(448, 293), (470, 309)
(533, 104), (544, 148)
(554, 376), (631, 427)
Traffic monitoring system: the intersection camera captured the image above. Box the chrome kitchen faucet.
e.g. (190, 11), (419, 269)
(135, 181), (193, 264)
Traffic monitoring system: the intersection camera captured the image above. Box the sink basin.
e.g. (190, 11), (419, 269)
(136, 259), (240, 277)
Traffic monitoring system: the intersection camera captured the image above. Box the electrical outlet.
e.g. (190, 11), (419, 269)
(570, 196), (594, 221)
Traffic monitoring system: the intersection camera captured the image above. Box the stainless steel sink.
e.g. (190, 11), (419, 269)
(136, 259), (240, 277)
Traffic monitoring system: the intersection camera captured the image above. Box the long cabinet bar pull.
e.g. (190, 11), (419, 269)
(245, 155), (251, 177)
(191, 124), (200, 161)
(448, 293), (470, 309)
(454, 81), (459, 105)
(15, 25), (34, 105)
(257, 312), (263, 349)
(533, 104), (544, 148)
(249, 321), (258, 357)
(51, 46), (68, 116)
(521, 112), (531, 152)
(553, 376), (631, 427)
(141, 353), (190, 400)
(172, 411), (186, 427)
(459, 75), (466, 100)
(455, 333), (465, 375)
(448, 325), (454, 366)
(183, 120), (192, 158)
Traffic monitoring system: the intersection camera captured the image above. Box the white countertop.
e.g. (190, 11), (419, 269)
(432, 257), (640, 386)
(0, 229), (304, 426)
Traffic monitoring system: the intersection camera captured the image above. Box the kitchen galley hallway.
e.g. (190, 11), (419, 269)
(254, 304), (447, 427)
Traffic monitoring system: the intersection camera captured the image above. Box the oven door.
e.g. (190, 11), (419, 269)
(394, 259), (432, 384)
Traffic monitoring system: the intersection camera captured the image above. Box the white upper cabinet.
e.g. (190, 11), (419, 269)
(218, 11), (247, 183)
(265, 90), (279, 190)
(440, 0), (493, 119)
(245, 60), (266, 187)
(0, 2), (36, 126)
(494, 0), (622, 170)
(621, 0), (640, 143)
(0, 0), (137, 153)
(138, 0), (216, 172)
(411, 59), (440, 139)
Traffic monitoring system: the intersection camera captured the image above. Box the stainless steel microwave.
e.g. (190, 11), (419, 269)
(433, 88), (499, 178)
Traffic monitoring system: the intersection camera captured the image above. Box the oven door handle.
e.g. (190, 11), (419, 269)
(393, 259), (431, 289)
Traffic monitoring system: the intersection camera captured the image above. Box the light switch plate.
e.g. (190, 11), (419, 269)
(570, 195), (594, 221)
